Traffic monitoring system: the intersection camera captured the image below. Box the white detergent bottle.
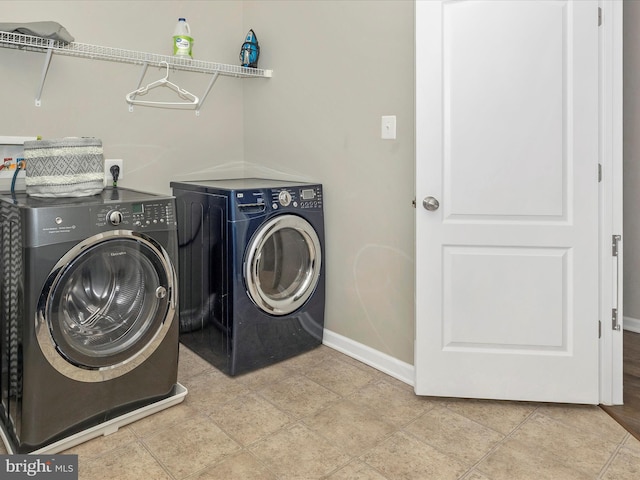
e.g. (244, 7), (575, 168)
(173, 18), (193, 58)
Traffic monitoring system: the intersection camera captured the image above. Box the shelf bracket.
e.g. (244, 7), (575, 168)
(35, 39), (55, 107)
(195, 72), (220, 116)
(128, 62), (150, 112)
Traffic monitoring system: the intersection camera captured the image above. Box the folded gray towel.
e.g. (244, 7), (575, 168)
(0, 21), (74, 43)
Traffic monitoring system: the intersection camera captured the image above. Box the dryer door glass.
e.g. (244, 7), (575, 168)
(37, 231), (176, 380)
(245, 215), (322, 315)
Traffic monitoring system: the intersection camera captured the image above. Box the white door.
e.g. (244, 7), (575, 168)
(415, 0), (601, 403)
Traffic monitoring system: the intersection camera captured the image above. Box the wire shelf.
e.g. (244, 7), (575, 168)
(0, 31), (272, 78)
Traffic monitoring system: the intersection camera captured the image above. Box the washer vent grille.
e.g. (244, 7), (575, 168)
(0, 204), (23, 438)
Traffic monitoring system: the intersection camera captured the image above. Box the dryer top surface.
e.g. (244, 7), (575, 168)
(170, 178), (321, 194)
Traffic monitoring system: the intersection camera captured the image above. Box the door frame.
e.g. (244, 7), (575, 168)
(598, 0), (623, 406)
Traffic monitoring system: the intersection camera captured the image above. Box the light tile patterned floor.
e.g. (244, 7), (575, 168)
(5, 344), (640, 479)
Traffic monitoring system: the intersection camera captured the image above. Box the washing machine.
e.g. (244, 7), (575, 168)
(171, 178), (325, 376)
(0, 187), (180, 453)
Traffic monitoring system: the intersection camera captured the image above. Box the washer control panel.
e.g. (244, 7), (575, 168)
(96, 200), (176, 229)
(21, 190), (177, 247)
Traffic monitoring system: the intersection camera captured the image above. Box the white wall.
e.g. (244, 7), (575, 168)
(0, 1), (417, 364)
(242, 1), (416, 363)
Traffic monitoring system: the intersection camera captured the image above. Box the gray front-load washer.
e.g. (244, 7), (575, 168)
(0, 187), (180, 453)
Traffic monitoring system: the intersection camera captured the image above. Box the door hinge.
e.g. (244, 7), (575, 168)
(612, 234), (622, 331)
(412, 198), (416, 208)
(598, 320), (602, 338)
(598, 7), (602, 26)
(612, 234), (621, 256)
(612, 308), (620, 331)
(598, 163), (602, 182)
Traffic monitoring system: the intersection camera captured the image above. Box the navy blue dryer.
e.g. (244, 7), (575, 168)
(171, 179), (325, 376)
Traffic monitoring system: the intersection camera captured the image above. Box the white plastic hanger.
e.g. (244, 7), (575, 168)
(125, 61), (199, 109)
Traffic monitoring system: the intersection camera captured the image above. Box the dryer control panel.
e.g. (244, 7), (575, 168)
(270, 185), (323, 210)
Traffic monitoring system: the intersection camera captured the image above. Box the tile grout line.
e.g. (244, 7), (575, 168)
(198, 390), (299, 479)
(595, 432), (630, 480)
(291, 375), (431, 479)
(139, 440), (179, 480)
(455, 404), (542, 479)
(385, 399), (539, 479)
(208, 381), (352, 480)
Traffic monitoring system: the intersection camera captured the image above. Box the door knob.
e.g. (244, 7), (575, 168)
(422, 196), (440, 211)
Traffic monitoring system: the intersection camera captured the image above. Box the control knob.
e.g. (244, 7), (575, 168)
(108, 210), (124, 226)
(278, 190), (292, 207)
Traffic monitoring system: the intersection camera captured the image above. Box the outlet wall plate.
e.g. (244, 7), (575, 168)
(104, 159), (124, 183)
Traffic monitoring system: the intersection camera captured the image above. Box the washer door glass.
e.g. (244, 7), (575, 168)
(37, 231), (176, 381)
(245, 215), (322, 316)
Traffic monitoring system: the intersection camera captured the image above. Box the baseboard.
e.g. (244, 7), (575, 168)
(322, 329), (415, 387)
(624, 316), (640, 334)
